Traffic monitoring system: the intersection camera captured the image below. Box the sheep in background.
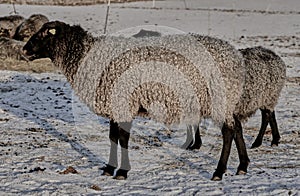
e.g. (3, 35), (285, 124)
(0, 37), (27, 61)
(0, 14), (48, 61)
(184, 46), (286, 150)
(0, 28), (10, 38)
(14, 14), (49, 41)
(0, 15), (24, 38)
(23, 21), (249, 181)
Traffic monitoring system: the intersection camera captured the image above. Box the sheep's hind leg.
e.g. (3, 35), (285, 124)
(269, 111), (280, 146)
(234, 117), (250, 175)
(182, 125), (194, 149)
(188, 125), (202, 150)
(211, 122), (234, 181)
(251, 109), (270, 148)
(101, 120), (119, 176)
(114, 122), (132, 180)
(182, 125), (202, 150)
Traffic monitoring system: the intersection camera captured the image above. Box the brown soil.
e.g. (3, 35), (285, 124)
(59, 166), (79, 174)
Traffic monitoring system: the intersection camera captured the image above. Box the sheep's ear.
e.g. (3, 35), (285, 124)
(48, 28), (56, 35)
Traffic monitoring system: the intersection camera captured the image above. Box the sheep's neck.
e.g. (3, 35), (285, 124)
(53, 33), (95, 84)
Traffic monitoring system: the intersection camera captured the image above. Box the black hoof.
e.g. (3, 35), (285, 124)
(187, 143), (202, 150)
(271, 140), (279, 147)
(251, 140), (262, 149)
(211, 170), (224, 181)
(211, 176), (222, 181)
(236, 170), (247, 175)
(181, 141), (194, 150)
(237, 160), (249, 175)
(113, 169), (128, 180)
(100, 164), (116, 176)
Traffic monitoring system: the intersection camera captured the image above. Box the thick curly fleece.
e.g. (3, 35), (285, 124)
(235, 46), (286, 121)
(71, 34), (245, 127)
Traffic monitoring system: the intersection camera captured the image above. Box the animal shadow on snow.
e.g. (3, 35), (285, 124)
(0, 73), (106, 168)
(0, 72), (222, 179)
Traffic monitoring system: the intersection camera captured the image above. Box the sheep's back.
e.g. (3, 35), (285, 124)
(73, 34), (244, 127)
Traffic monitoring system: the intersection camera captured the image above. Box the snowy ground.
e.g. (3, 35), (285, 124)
(0, 0), (299, 195)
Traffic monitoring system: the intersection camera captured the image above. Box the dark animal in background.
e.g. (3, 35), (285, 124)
(14, 14), (49, 41)
(0, 15), (24, 38)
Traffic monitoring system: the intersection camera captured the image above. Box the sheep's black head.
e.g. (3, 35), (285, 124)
(23, 21), (67, 61)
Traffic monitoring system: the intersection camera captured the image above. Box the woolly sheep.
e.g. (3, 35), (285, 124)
(183, 46), (286, 150)
(14, 14), (49, 41)
(23, 21), (249, 181)
(0, 37), (27, 60)
(0, 15), (24, 38)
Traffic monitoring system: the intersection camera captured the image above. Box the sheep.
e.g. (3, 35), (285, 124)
(14, 14), (49, 41)
(23, 21), (249, 181)
(0, 28), (10, 38)
(183, 46), (286, 150)
(0, 37), (27, 61)
(0, 15), (24, 38)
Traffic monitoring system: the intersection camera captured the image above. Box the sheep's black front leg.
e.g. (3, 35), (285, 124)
(233, 117), (250, 175)
(212, 122), (234, 181)
(101, 119), (119, 176)
(251, 109), (270, 148)
(269, 111), (280, 146)
(114, 122), (132, 180)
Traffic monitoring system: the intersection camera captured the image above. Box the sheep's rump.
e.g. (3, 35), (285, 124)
(72, 34), (244, 127)
(235, 46), (286, 120)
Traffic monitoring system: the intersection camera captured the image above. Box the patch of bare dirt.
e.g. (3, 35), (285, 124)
(118, 5), (300, 15)
(0, 0), (152, 6)
(59, 166), (79, 174)
(238, 35), (300, 50)
(287, 77), (300, 84)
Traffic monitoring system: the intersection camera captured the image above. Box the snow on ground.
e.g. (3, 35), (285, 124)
(0, 0), (299, 195)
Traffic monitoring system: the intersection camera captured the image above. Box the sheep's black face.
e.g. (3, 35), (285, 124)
(23, 21), (64, 61)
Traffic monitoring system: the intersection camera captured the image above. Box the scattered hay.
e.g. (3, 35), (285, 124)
(0, 58), (59, 73)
